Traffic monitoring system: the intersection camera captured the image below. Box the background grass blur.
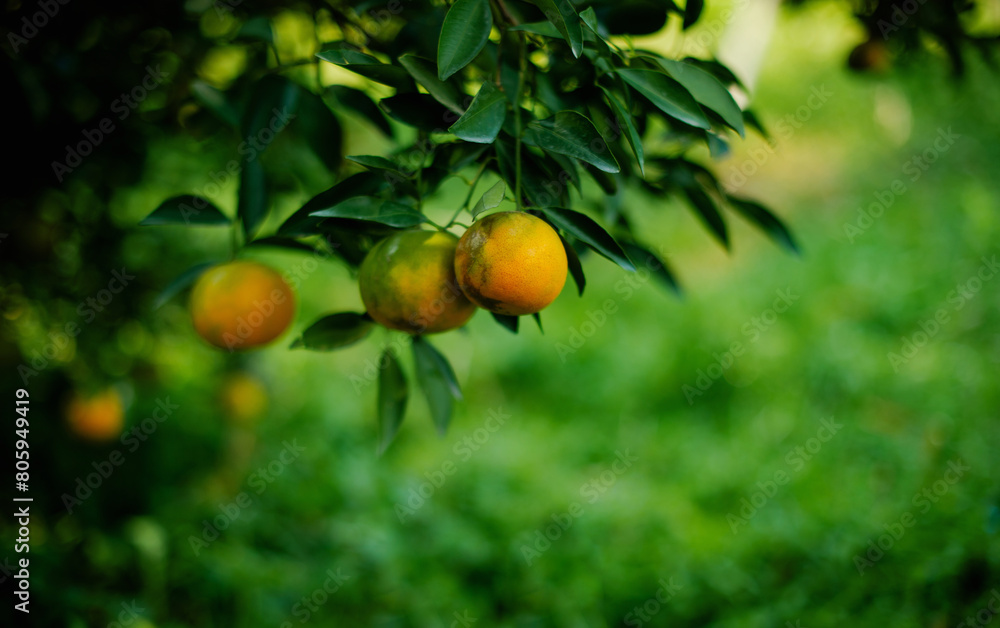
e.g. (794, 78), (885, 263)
(6, 1), (1000, 626)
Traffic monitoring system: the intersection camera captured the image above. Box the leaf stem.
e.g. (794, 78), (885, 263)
(514, 32), (527, 211)
(447, 159), (490, 227)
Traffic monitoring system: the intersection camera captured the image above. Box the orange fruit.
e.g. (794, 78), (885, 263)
(219, 372), (268, 423)
(454, 211), (567, 315)
(359, 230), (476, 334)
(189, 260), (295, 350)
(67, 388), (124, 441)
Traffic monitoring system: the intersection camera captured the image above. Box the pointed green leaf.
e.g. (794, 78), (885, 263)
(316, 49), (414, 91)
(327, 86), (393, 136)
(190, 80), (239, 127)
(510, 21), (563, 38)
(729, 197), (800, 255)
(412, 336), (462, 435)
(310, 196), (426, 228)
(296, 89), (343, 172)
(291, 312), (374, 351)
(471, 180), (506, 220)
(449, 81), (507, 144)
(579, 7), (601, 35)
(539, 207), (635, 271)
(278, 172), (386, 236)
(616, 69), (709, 129)
(523, 111), (620, 174)
(560, 236), (585, 296)
(235, 16), (273, 42)
(399, 54), (465, 113)
(379, 93), (452, 132)
(532, 312), (543, 333)
(141, 196), (231, 226)
(347, 155), (403, 173)
(377, 349), (408, 455)
(241, 75), (299, 147)
(599, 87), (645, 175)
(656, 58), (744, 136)
(152, 262), (216, 310)
(683, 186), (728, 249)
(438, 0), (492, 80)
(239, 157), (268, 240)
(527, 0), (583, 57)
(491, 312), (519, 334)
(620, 242), (681, 295)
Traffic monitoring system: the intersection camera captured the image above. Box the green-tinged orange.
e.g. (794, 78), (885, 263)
(359, 230), (477, 334)
(189, 261), (295, 350)
(67, 388), (124, 441)
(455, 211), (568, 316)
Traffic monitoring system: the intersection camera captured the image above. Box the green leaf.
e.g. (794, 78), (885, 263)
(140, 196), (231, 226)
(561, 236), (585, 296)
(620, 242), (681, 295)
(153, 262), (216, 310)
(539, 207), (635, 271)
(579, 7), (601, 35)
(448, 81), (507, 144)
(190, 80), (239, 127)
(241, 75), (299, 148)
(327, 86), (393, 136)
(235, 16), (273, 42)
(743, 109), (770, 140)
(399, 54), (465, 113)
(656, 58), (744, 136)
(471, 180), (506, 220)
(437, 0), (492, 80)
(510, 21), (563, 38)
(599, 87), (645, 175)
(532, 312), (543, 333)
(523, 111), (620, 174)
(491, 312), (519, 334)
(377, 349), (408, 456)
(278, 172), (386, 236)
(296, 89), (343, 172)
(316, 49), (414, 91)
(616, 69), (709, 129)
(412, 336), (462, 435)
(683, 0), (703, 29)
(246, 237), (322, 254)
(527, 0), (583, 57)
(239, 157), (268, 240)
(310, 196), (426, 228)
(683, 186), (728, 249)
(291, 312), (374, 351)
(729, 197), (800, 255)
(379, 93), (453, 132)
(347, 155), (403, 173)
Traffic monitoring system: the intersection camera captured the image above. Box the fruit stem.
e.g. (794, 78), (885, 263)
(447, 159), (490, 227)
(514, 32), (527, 211)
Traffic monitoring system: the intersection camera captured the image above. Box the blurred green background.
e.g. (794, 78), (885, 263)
(3, 0), (1000, 626)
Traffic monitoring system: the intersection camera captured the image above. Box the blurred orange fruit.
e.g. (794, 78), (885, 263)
(219, 372), (268, 423)
(189, 261), (295, 350)
(454, 211), (567, 315)
(359, 230), (476, 334)
(67, 388), (124, 441)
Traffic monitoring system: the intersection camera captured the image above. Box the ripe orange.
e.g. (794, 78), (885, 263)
(454, 211), (568, 315)
(359, 230), (476, 334)
(189, 260), (295, 350)
(67, 388), (124, 441)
